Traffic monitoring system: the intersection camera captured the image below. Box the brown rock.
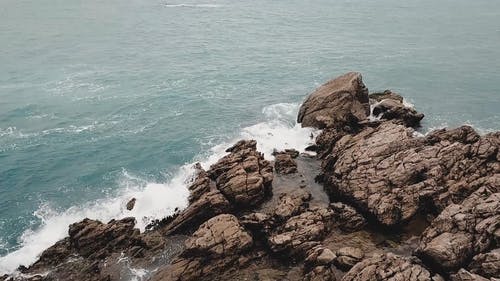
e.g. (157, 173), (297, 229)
(151, 214), (253, 281)
(67, 217), (145, 259)
(274, 153), (298, 174)
(322, 122), (500, 226)
(187, 164), (214, 203)
(334, 247), (364, 270)
(305, 245), (337, 269)
(469, 248), (500, 279)
(208, 140), (273, 207)
(269, 206), (333, 255)
(371, 97), (424, 127)
(369, 90), (404, 103)
(416, 184), (500, 272)
(163, 189), (231, 235)
(329, 202), (366, 232)
(126, 198), (136, 211)
(450, 269), (490, 281)
(304, 265), (338, 281)
(298, 72), (370, 129)
(341, 253), (439, 281)
(273, 189), (311, 221)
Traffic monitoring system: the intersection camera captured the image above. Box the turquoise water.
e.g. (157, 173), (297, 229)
(1, 0), (499, 273)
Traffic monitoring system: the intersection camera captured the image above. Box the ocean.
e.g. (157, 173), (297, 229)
(0, 0), (499, 274)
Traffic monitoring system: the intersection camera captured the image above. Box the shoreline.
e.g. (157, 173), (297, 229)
(2, 72), (499, 281)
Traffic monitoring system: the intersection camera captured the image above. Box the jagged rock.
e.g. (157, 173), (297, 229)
(329, 203), (366, 232)
(151, 214), (253, 281)
(305, 245), (337, 269)
(187, 164), (214, 203)
(369, 90), (404, 103)
(273, 148), (300, 158)
(469, 248), (500, 279)
(341, 253), (439, 281)
(304, 266), (337, 281)
(163, 189), (231, 235)
(314, 128), (351, 158)
(240, 212), (276, 237)
(208, 140), (273, 206)
(126, 198), (136, 211)
(416, 184), (500, 272)
(450, 269), (490, 281)
(334, 247), (364, 270)
(183, 214), (253, 257)
(322, 121), (500, 226)
(273, 189), (311, 221)
(269, 206), (333, 255)
(67, 217), (145, 259)
(371, 96), (424, 127)
(298, 72), (370, 129)
(274, 153), (298, 174)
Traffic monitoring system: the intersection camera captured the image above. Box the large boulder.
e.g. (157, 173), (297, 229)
(369, 90), (424, 127)
(341, 253), (441, 281)
(468, 248), (500, 279)
(416, 184), (500, 272)
(163, 189), (231, 235)
(208, 140), (273, 206)
(151, 214), (253, 281)
(322, 122), (500, 226)
(298, 72), (370, 129)
(274, 152), (298, 174)
(67, 217), (145, 259)
(268, 206), (333, 255)
(273, 189), (311, 221)
(329, 202), (367, 232)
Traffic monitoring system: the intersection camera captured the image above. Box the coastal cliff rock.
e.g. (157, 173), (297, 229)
(341, 253), (442, 281)
(268, 206), (334, 255)
(208, 140), (273, 206)
(6, 72), (500, 281)
(321, 122), (499, 226)
(416, 183), (500, 272)
(274, 152), (298, 174)
(151, 214), (253, 281)
(369, 90), (424, 127)
(298, 72), (369, 129)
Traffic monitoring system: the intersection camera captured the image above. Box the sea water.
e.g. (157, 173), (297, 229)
(1, 0), (499, 274)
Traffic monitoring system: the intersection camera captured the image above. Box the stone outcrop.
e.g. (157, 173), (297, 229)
(274, 152), (298, 174)
(273, 189), (311, 221)
(329, 202), (367, 232)
(298, 72), (369, 129)
(416, 184), (500, 272)
(5, 72), (500, 281)
(468, 248), (500, 279)
(208, 140), (273, 206)
(151, 214), (253, 281)
(334, 247), (364, 270)
(322, 122), (500, 226)
(341, 253), (441, 281)
(369, 90), (424, 127)
(268, 206), (333, 255)
(162, 189), (231, 235)
(450, 269), (491, 281)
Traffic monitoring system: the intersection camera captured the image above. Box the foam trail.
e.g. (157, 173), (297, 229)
(0, 102), (316, 275)
(163, 3), (220, 8)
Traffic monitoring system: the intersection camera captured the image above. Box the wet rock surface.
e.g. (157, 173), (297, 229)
(298, 72), (369, 129)
(416, 184), (500, 272)
(341, 253), (441, 281)
(5, 72), (499, 281)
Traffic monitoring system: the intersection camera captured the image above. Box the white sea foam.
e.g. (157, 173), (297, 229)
(0, 102), (316, 275)
(163, 3), (220, 8)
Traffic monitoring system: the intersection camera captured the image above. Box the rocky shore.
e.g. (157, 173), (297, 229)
(2, 72), (499, 281)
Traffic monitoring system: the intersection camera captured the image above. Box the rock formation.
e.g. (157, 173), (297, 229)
(4, 72), (499, 281)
